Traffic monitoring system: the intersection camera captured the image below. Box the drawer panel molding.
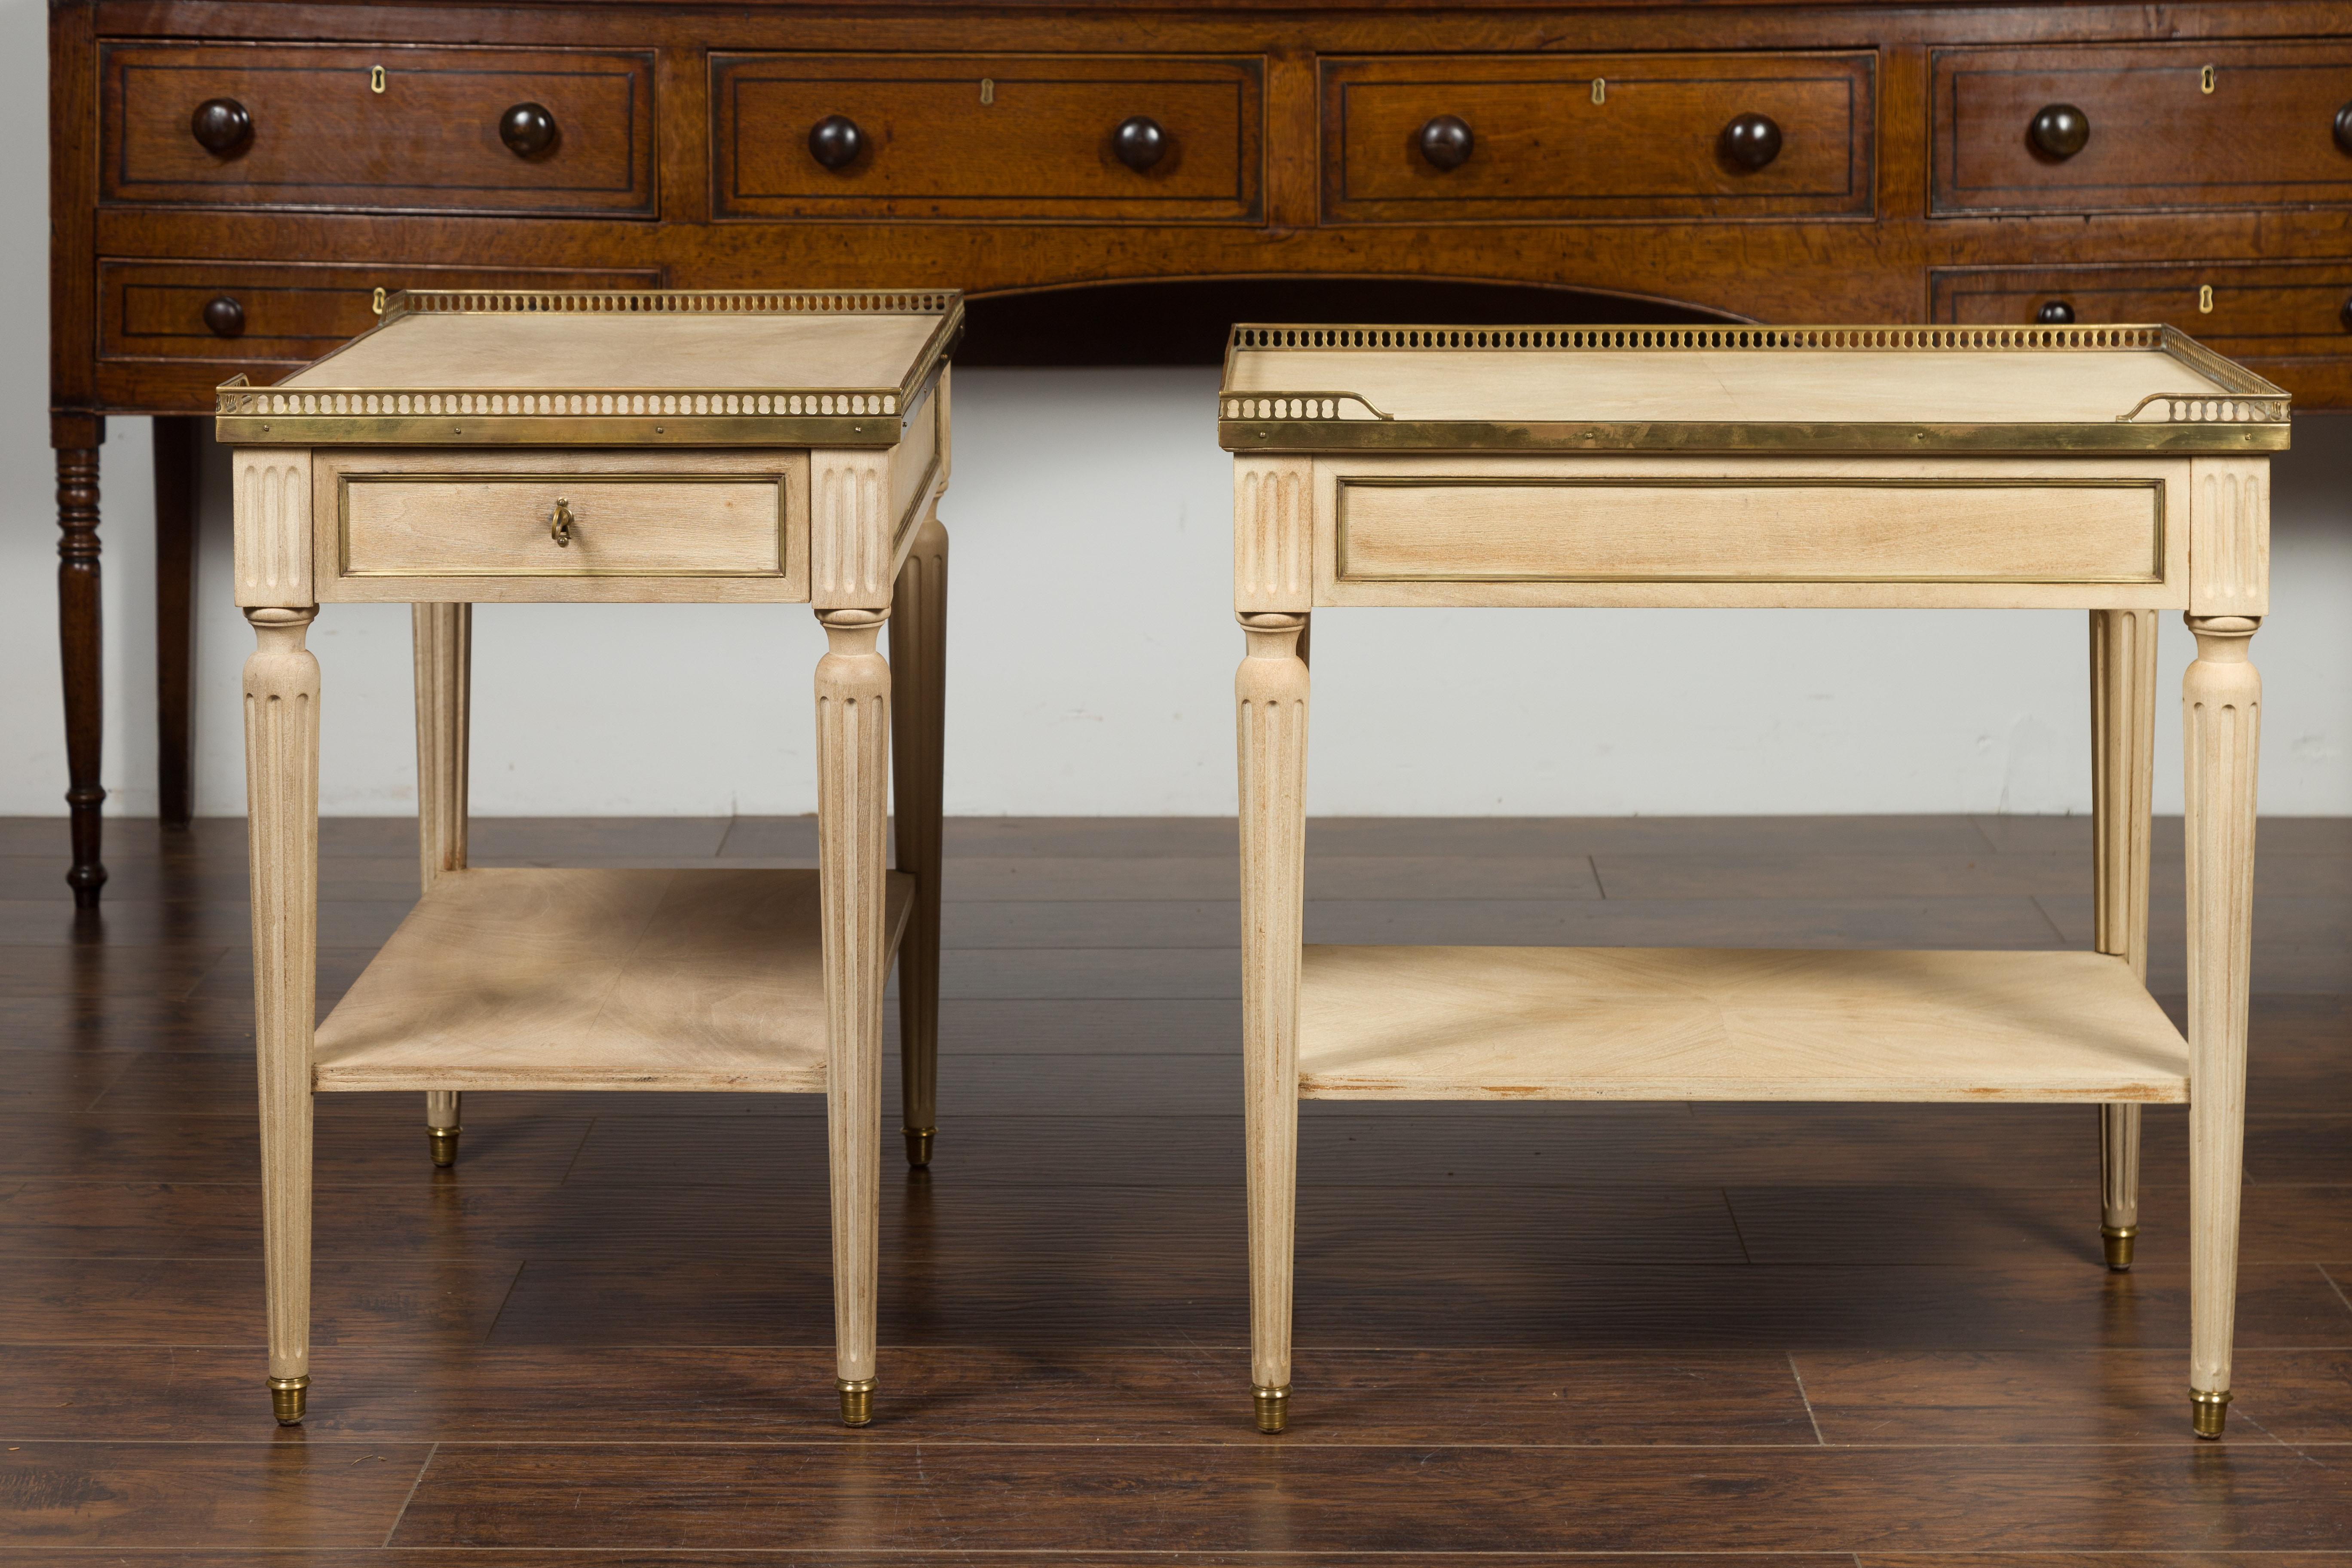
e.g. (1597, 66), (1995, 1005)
(312, 450), (811, 604)
(1313, 458), (2191, 610)
(714, 53), (1263, 222)
(1321, 52), (1874, 223)
(101, 43), (656, 216)
(100, 260), (664, 368)
(1932, 41), (2352, 214)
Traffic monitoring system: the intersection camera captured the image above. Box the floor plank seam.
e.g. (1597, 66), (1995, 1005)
(1786, 1352), (1827, 1446)
(380, 1439), (436, 1549)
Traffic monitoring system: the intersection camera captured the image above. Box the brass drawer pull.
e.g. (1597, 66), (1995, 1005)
(550, 497), (574, 547)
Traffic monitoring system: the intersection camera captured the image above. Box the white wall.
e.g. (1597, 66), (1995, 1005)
(0, 0), (2342, 818)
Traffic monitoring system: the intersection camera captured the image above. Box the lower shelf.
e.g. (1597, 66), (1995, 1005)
(1297, 945), (2189, 1103)
(313, 867), (914, 1093)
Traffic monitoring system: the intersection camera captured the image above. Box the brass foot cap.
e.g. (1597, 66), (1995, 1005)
(905, 1126), (936, 1169)
(268, 1375), (310, 1426)
(427, 1126), (461, 1168)
(1252, 1384), (1290, 1435)
(2101, 1224), (2138, 1272)
(837, 1377), (877, 1427)
(2190, 1388), (2231, 1439)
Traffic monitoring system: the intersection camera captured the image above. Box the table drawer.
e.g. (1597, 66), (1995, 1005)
(1932, 261), (2352, 358)
(1931, 40), (2352, 215)
(1320, 52), (1874, 223)
(315, 451), (809, 604)
(1315, 462), (2187, 610)
(712, 53), (1262, 221)
(100, 260), (664, 368)
(100, 42), (655, 215)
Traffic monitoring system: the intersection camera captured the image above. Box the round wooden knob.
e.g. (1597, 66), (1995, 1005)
(203, 295), (245, 339)
(2028, 103), (2091, 159)
(2037, 300), (2076, 325)
(808, 114), (864, 170)
(1418, 114), (1474, 170)
(1720, 112), (1782, 170)
(499, 102), (557, 158)
(190, 98), (251, 154)
(1112, 115), (1167, 171)
(2336, 100), (2352, 154)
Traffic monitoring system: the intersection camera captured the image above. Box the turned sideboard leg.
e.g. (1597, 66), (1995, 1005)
(2091, 609), (2158, 1271)
(890, 508), (948, 1171)
(55, 418), (107, 907)
(817, 607), (891, 1427)
(153, 415), (203, 830)
(2183, 613), (2260, 1439)
(1238, 611), (1308, 1434)
(244, 606), (320, 1425)
(414, 603), (472, 1167)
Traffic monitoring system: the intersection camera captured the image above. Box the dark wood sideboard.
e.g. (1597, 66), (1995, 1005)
(48, 0), (2352, 902)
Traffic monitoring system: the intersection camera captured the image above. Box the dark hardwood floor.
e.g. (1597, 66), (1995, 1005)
(2, 813), (2348, 1560)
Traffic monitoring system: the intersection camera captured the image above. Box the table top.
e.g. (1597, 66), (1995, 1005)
(1219, 323), (2290, 455)
(217, 289), (962, 448)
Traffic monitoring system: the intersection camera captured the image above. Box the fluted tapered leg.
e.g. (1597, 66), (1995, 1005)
(818, 607), (891, 1426)
(2091, 608), (2158, 1270)
(2183, 613), (2260, 1438)
(245, 606), (320, 1424)
(889, 509), (947, 1170)
(414, 603), (472, 1167)
(1237, 611), (1308, 1434)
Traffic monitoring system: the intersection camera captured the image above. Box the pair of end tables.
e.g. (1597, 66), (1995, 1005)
(223, 291), (2283, 1439)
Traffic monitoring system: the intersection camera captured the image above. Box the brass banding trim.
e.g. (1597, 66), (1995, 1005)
(1221, 418), (2289, 456)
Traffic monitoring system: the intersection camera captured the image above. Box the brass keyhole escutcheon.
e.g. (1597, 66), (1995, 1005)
(370, 65), (387, 94)
(2201, 64), (2217, 95)
(2199, 284), (2215, 314)
(371, 286), (387, 316)
(550, 497), (575, 547)
(1590, 77), (1607, 105)
(980, 77), (995, 105)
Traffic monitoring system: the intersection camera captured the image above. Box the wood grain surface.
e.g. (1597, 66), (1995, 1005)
(1, 811), (2346, 1558)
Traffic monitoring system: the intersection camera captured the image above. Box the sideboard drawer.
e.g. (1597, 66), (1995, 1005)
(100, 43), (655, 215)
(1931, 261), (2352, 359)
(1932, 41), (2352, 214)
(1320, 52), (1874, 223)
(101, 260), (664, 367)
(712, 53), (1262, 221)
(315, 451), (810, 604)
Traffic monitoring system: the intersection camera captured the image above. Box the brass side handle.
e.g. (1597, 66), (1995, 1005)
(550, 497), (574, 547)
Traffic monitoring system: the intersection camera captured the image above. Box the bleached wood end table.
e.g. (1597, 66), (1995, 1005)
(1219, 322), (2287, 1438)
(220, 289), (959, 1428)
